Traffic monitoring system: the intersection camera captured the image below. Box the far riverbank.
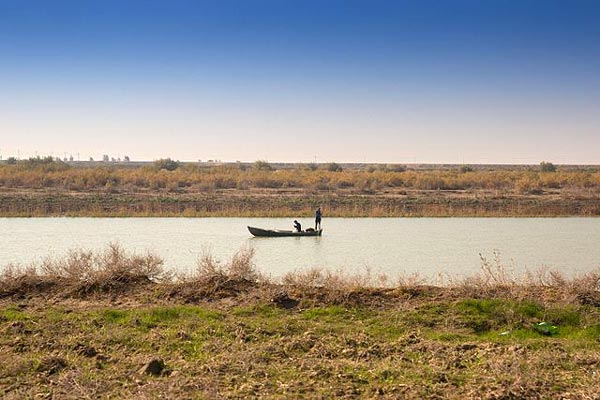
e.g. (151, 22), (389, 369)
(1, 189), (599, 217)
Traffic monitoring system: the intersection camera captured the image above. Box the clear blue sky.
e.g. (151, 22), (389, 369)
(1, 0), (599, 163)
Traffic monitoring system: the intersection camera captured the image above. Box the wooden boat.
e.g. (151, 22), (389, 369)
(247, 226), (323, 237)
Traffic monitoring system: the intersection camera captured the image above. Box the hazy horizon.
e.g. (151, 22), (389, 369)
(3, 155), (598, 167)
(1, 1), (599, 164)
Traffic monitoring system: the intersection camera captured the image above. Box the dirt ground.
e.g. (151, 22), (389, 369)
(2, 277), (600, 399)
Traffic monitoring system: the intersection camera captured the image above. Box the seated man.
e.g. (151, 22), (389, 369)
(293, 220), (302, 232)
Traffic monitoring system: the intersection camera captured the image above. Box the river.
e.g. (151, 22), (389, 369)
(1, 217), (599, 280)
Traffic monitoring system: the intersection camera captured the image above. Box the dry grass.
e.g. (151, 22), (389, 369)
(165, 248), (266, 302)
(2, 246), (600, 398)
(1, 161), (600, 194)
(2, 245), (600, 309)
(0, 244), (168, 298)
(2, 161), (600, 216)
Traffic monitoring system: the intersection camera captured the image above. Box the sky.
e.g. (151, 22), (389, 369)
(0, 0), (599, 164)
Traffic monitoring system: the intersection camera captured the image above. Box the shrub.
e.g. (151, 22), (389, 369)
(253, 160), (273, 171)
(154, 158), (180, 171)
(192, 247), (260, 283)
(386, 164), (407, 173)
(540, 161), (557, 173)
(0, 244), (168, 296)
(325, 162), (343, 172)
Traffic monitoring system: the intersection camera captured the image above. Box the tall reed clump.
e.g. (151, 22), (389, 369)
(449, 250), (600, 305)
(169, 248), (264, 300)
(192, 247), (261, 283)
(0, 264), (45, 297)
(0, 244), (168, 297)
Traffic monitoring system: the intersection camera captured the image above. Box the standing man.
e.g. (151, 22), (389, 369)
(315, 207), (322, 230)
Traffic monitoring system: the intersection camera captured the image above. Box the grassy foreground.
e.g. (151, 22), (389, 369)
(1, 246), (600, 398)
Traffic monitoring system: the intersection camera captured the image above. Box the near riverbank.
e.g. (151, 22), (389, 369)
(1, 246), (599, 398)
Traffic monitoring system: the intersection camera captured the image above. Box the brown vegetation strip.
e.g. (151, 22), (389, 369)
(1, 160), (600, 216)
(1, 191), (600, 217)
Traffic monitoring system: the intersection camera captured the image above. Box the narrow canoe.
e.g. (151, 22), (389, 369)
(247, 226), (323, 237)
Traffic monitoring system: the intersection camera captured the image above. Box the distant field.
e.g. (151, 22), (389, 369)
(1, 159), (599, 217)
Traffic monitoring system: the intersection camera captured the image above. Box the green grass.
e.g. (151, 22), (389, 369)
(0, 306), (27, 321)
(134, 306), (223, 329)
(100, 309), (129, 324)
(2, 296), (600, 398)
(232, 304), (282, 318)
(302, 305), (350, 319)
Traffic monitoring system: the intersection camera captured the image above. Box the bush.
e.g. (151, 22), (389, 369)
(325, 162), (343, 172)
(193, 247), (260, 283)
(253, 160), (273, 171)
(304, 163), (318, 171)
(385, 164), (407, 173)
(19, 156), (70, 171)
(0, 244), (168, 296)
(540, 161), (557, 173)
(154, 158), (180, 171)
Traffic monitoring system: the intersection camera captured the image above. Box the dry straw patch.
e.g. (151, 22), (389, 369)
(166, 247), (265, 302)
(1, 245), (600, 307)
(2, 160), (600, 195)
(443, 250), (600, 306)
(0, 244), (168, 298)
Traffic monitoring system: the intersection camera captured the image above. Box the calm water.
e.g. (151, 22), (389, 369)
(1, 218), (599, 280)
